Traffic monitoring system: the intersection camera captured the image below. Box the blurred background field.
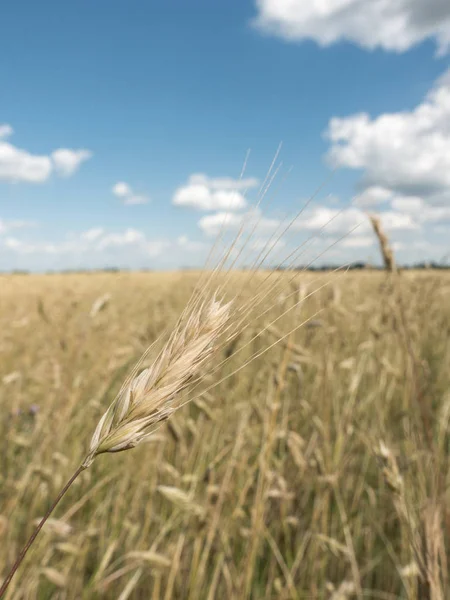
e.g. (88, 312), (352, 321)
(0, 270), (449, 599)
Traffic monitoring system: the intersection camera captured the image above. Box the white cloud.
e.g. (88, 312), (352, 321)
(0, 125), (92, 183)
(324, 69), (450, 245)
(145, 240), (171, 256)
(434, 225), (450, 233)
(0, 124), (13, 139)
(369, 192), (450, 224)
(173, 173), (258, 211)
(92, 229), (199, 258)
(112, 182), (131, 197)
(188, 173), (259, 191)
(420, 206), (450, 222)
(2, 228), (171, 260)
(51, 149), (92, 177)
(97, 228), (146, 250)
(174, 186), (246, 211)
(377, 210), (419, 230)
(390, 196), (425, 213)
(3, 237), (22, 250)
(388, 194), (450, 222)
(112, 181), (150, 205)
(354, 186), (394, 207)
(0, 218), (36, 234)
(4, 237), (59, 255)
(124, 195), (148, 206)
(392, 241), (407, 251)
(341, 235), (374, 248)
(81, 227), (105, 242)
(177, 235), (208, 252)
(198, 208), (280, 237)
(326, 70), (450, 199)
(253, 0), (450, 54)
(10, 229), (134, 254)
(1, 227), (215, 272)
(198, 204), (418, 254)
(0, 141), (53, 183)
(198, 212), (243, 236)
(250, 238), (286, 252)
(293, 206), (420, 241)
(294, 206), (370, 234)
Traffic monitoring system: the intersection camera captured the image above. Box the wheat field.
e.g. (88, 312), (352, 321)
(0, 269), (449, 599)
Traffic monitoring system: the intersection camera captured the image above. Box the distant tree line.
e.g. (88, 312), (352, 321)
(2, 262), (450, 275)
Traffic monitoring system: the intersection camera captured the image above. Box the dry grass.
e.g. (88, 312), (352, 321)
(369, 215), (397, 273)
(0, 269), (449, 598)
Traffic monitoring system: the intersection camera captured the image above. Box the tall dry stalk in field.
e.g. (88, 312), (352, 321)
(369, 214), (397, 273)
(370, 213), (448, 598)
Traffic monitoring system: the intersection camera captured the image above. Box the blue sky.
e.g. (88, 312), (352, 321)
(1, 0), (450, 271)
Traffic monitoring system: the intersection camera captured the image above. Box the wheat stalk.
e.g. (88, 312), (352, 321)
(369, 214), (397, 273)
(0, 294), (232, 596)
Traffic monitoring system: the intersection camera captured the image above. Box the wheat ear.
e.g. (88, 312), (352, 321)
(83, 295), (231, 466)
(369, 214), (397, 273)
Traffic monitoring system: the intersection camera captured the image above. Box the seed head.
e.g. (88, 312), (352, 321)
(83, 296), (231, 467)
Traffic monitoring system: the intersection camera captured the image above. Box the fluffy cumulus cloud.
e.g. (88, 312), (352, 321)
(376, 210), (420, 230)
(198, 208), (279, 237)
(196, 205), (374, 265)
(321, 67), (450, 257)
(0, 141), (52, 183)
(173, 173), (258, 211)
(326, 70), (450, 201)
(294, 206), (367, 234)
(0, 124), (92, 183)
(326, 70), (450, 236)
(188, 174), (259, 191)
(253, 0), (450, 54)
(112, 182), (131, 198)
(96, 228), (146, 250)
(354, 186), (394, 207)
(198, 212), (243, 236)
(51, 149), (92, 177)
(197, 201), (421, 262)
(389, 195), (450, 223)
(112, 181), (149, 205)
